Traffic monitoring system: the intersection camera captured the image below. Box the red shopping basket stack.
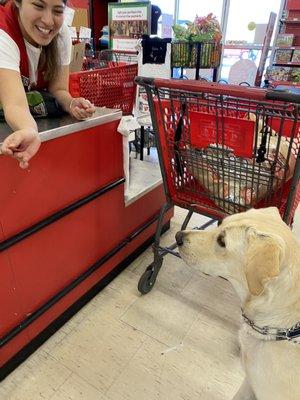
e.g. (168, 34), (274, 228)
(69, 63), (138, 115)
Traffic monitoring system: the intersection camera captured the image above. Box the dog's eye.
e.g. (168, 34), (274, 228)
(217, 219), (223, 226)
(217, 234), (226, 248)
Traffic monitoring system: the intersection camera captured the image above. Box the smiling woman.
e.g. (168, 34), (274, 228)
(0, 0), (96, 168)
(16, 0), (66, 82)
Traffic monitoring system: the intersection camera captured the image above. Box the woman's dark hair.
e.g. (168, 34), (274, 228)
(39, 32), (62, 82)
(14, 0), (67, 82)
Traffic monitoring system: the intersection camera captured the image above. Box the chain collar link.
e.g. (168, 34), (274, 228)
(241, 310), (300, 343)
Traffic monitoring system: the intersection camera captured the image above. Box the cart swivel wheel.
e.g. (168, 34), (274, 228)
(138, 268), (156, 295)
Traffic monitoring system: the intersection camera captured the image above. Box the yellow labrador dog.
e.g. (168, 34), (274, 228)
(175, 207), (300, 400)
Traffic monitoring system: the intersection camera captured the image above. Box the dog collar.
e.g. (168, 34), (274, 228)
(241, 310), (300, 343)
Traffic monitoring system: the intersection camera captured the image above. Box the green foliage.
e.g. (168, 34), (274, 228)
(173, 13), (222, 43)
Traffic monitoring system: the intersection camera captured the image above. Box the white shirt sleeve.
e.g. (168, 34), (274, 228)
(0, 24), (71, 75)
(58, 23), (72, 66)
(0, 29), (20, 72)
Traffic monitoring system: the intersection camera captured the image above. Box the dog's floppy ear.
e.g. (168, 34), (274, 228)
(245, 230), (281, 296)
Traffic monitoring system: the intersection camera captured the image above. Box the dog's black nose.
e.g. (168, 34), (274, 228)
(175, 231), (184, 246)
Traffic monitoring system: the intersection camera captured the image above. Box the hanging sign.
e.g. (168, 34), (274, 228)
(108, 2), (151, 51)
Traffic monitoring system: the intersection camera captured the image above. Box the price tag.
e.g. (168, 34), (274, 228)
(68, 26), (77, 39)
(79, 26), (92, 39)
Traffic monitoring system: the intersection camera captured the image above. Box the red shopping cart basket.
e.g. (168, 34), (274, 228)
(135, 77), (300, 294)
(69, 63), (138, 115)
(136, 77), (300, 225)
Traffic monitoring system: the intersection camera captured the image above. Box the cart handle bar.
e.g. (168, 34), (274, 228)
(135, 77), (300, 104)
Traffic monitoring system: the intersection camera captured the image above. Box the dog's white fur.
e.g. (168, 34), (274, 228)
(177, 207), (300, 400)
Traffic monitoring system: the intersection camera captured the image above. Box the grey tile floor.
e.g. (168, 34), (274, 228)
(1, 153), (299, 399)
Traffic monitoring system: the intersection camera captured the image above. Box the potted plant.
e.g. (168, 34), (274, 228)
(172, 14), (222, 69)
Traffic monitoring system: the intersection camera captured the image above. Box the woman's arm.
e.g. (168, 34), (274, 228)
(48, 65), (96, 120)
(0, 69), (37, 132)
(0, 68), (41, 168)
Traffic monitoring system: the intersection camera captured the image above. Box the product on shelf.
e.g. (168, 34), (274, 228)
(291, 49), (300, 62)
(290, 68), (300, 82)
(265, 66), (291, 81)
(275, 49), (293, 63)
(225, 40), (247, 45)
(275, 33), (294, 47)
(271, 0), (300, 82)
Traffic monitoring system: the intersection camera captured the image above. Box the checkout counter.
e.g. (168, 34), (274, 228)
(0, 108), (172, 378)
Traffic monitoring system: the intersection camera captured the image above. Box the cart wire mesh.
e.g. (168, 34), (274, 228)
(136, 77), (300, 225)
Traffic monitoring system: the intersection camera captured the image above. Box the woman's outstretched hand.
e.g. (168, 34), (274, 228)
(69, 97), (96, 120)
(0, 128), (41, 169)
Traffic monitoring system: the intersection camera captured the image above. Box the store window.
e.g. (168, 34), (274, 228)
(149, 0), (285, 83)
(178, 0), (223, 24)
(152, 0), (175, 17)
(221, 0), (282, 82)
(226, 0), (281, 43)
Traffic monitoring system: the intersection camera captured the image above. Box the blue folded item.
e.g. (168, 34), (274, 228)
(275, 85), (300, 95)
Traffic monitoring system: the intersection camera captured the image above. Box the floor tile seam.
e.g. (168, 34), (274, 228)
(58, 370), (108, 399)
(182, 302), (240, 332)
(178, 270), (196, 295)
(117, 294), (141, 322)
(42, 349), (112, 398)
(47, 369), (73, 400)
(116, 317), (195, 354)
(116, 318), (172, 349)
(43, 320), (151, 396)
(104, 335), (148, 395)
(42, 347), (84, 377)
(59, 304), (97, 336)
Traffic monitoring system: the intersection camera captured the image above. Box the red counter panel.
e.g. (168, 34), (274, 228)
(0, 118), (172, 375)
(7, 185), (125, 316)
(0, 252), (25, 336)
(0, 121), (123, 238)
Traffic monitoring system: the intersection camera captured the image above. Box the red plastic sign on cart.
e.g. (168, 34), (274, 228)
(269, 118), (300, 139)
(189, 111), (255, 158)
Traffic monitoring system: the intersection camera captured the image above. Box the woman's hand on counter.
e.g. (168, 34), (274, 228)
(69, 97), (96, 120)
(0, 128), (41, 169)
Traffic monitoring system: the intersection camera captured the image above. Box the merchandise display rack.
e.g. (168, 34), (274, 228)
(267, 0), (300, 86)
(170, 41), (222, 81)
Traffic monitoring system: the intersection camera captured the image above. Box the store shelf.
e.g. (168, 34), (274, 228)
(275, 46), (300, 50)
(224, 44), (263, 50)
(267, 79), (300, 87)
(270, 2), (300, 82)
(280, 19), (300, 23)
(274, 62), (300, 66)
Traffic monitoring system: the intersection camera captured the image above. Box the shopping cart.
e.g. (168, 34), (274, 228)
(82, 50), (138, 70)
(69, 63), (138, 115)
(135, 77), (300, 294)
(100, 50), (138, 64)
